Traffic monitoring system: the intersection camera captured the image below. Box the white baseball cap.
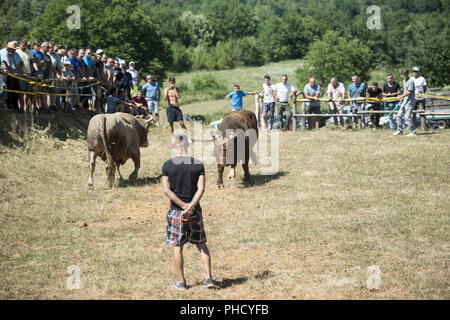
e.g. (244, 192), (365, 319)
(96, 49), (103, 54)
(129, 61), (135, 65)
(412, 66), (420, 72)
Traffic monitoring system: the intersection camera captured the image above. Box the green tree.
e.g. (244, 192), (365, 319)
(295, 31), (372, 88)
(204, 0), (258, 41)
(29, 0), (172, 82)
(181, 11), (215, 47)
(407, 28), (450, 87)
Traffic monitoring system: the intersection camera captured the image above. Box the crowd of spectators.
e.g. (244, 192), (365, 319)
(0, 39), (157, 118)
(259, 69), (428, 134)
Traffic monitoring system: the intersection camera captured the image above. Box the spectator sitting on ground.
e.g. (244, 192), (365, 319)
(367, 81), (383, 130)
(304, 77), (321, 130)
(118, 88), (137, 115)
(132, 89), (149, 117)
(382, 73), (401, 130)
(327, 77), (346, 129)
(105, 87), (128, 114)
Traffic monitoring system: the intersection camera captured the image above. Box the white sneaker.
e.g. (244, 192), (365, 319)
(406, 132), (417, 136)
(393, 131), (403, 136)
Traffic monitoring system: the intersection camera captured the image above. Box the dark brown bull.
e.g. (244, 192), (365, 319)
(87, 112), (153, 188)
(212, 109), (258, 188)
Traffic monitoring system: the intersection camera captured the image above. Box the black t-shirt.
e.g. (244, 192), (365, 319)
(383, 82), (400, 95)
(368, 87), (382, 97)
(117, 71), (132, 89)
(162, 156), (205, 210)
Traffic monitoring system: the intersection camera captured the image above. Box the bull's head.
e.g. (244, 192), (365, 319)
(210, 129), (237, 165)
(137, 115), (154, 147)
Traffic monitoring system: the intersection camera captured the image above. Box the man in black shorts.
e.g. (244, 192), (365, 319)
(162, 133), (213, 290)
(164, 77), (189, 142)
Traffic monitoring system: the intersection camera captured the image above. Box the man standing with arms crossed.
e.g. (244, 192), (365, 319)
(394, 69), (417, 136)
(162, 133), (213, 290)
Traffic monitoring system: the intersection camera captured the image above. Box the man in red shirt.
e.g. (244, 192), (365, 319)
(132, 89), (149, 116)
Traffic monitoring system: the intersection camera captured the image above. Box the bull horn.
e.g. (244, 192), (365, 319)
(145, 115), (154, 123)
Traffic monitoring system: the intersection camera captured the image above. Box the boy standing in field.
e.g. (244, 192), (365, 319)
(162, 133), (214, 290)
(226, 84), (259, 111)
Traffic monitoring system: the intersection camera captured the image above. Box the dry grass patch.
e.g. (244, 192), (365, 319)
(0, 108), (449, 299)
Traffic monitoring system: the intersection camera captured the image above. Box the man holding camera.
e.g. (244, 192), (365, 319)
(164, 77), (189, 142)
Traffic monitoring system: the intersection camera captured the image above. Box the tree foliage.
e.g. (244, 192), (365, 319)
(1, 0), (448, 85)
(295, 31), (372, 88)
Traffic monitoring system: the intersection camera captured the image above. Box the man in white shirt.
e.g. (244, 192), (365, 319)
(327, 77), (346, 128)
(271, 74), (297, 132)
(411, 66), (427, 125)
(394, 69), (417, 136)
(259, 74), (275, 130)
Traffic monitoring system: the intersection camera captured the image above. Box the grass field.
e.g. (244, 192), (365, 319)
(0, 104), (449, 300)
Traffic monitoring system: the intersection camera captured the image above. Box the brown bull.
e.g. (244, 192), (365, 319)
(87, 112), (153, 188)
(212, 109), (258, 188)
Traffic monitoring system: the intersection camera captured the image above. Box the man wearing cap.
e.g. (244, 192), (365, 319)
(116, 61), (133, 97)
(142, 74), (161, 126)
(127, 61), (140, 98)
(394, 69), (417, 136)
(411, 66), (427, 126)
(0, 41), (22, 110)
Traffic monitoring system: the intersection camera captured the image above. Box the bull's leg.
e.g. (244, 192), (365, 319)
(116, 162), (124, 180)
(88, 151), (96, 189)
(128, 147), (140, 181)
(217, 164), (224, 189)
(106, 161), (116, 189)
(228, 164), (236, 179)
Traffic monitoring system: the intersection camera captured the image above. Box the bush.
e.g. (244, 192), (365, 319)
(170, 42), (193, 73)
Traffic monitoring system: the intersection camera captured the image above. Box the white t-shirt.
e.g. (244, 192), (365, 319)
(411, 76), (427, 95)
(272, 82), (296, 102)
(128, 69), (138, 86)
(262, 83), (274, 103)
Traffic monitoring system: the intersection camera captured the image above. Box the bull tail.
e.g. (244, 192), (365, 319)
(99, 117), (114, 171)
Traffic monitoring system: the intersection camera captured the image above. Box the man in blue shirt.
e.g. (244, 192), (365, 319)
(226, 84), (258, 110)
(347, 75), (367, 128)
(303, 77), (321, 130)
(142, 74), (161, 126)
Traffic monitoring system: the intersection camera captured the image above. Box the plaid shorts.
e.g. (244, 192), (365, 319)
(166, 208), (207, 247)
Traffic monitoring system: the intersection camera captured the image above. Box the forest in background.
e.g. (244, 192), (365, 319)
(0, 0), (449, 85)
